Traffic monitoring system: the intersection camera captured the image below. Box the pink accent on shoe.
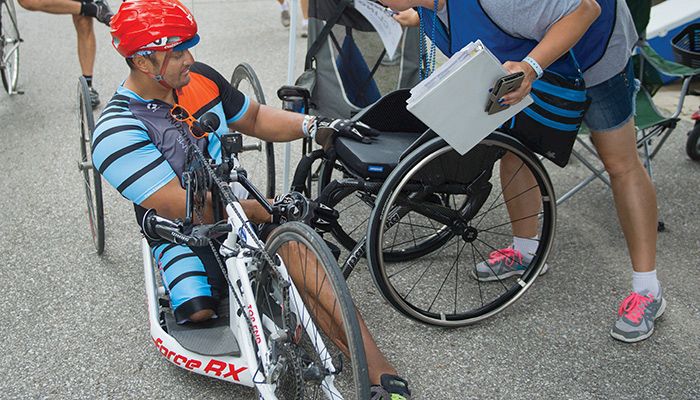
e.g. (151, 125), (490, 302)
(617, 292), (654, 324)
(487, 248), (523, 267)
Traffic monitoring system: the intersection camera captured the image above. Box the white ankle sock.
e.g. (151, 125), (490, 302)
(302, 18), (308, 27)
(512, 236), (538, 260)
(632, 270), (660, 298)
(280, 2), (289, 11)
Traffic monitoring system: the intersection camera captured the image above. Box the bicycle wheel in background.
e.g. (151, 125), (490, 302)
(366, 134), (556, 327)
(1, 0), (21, 94)
(257, 222), (370, 399)
(77, 76), (105, 255)
(230, 63), (276, 198)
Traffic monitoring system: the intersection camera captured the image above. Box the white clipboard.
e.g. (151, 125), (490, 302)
(406, 41), (533, 155)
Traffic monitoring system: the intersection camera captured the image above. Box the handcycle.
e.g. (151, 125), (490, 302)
(283, 88), (556, 327)
(139, 109), (370, 398)
(76, 63), (277, 255)
(0, 0), (22, 95)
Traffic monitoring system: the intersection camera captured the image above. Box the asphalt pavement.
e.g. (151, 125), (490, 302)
(1, 1), (699, 399)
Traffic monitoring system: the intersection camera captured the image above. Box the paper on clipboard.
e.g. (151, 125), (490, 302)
(354, 0), (403, 59)
(406, 40), (533, 155)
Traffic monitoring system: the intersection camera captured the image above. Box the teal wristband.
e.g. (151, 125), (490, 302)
(523, 56), (543, 80)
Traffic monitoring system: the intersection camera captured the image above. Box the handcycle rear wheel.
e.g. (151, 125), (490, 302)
(77, 76), (105, 255)
(366, 134), (556, 327)
(257, 222), (370, 399)
(230, 63), (276, 197)
(1, 0), (21, 94)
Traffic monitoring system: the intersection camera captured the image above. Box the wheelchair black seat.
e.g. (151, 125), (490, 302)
(335, 131), (422, 180)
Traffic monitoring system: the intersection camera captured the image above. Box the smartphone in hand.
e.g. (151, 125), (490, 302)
(485, 71), (525, 115)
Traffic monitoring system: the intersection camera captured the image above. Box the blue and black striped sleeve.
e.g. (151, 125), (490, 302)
(92, 100), (176, 205)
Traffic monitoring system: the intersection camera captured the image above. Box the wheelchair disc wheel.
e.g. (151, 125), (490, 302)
(230, 63), (276, 197)
(258, 222), (370, 399)
(320, 159), (452, 263)
(1, 0), (21, 94)
(77, 76), (105, 255)
(366, 134), (556, 327)
(687, 122), (700, 161)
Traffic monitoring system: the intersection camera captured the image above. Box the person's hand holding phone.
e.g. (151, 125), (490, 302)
(500, 61), (538, 106)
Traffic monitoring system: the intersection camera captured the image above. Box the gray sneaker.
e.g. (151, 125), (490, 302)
(471, 247), (548, 282)
(94, 0), (113, 27)
(610, 289), (666, 343)
(280, 9), (290, 27)
(89, 86), (101, 109)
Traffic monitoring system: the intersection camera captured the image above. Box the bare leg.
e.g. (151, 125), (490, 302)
(499, 151), (540, 238)
(283, 242), (396, 386)
(72, 15), (95, 77)
(16, 0), (80, 15)
(300, 0), (309, 19)
(591, 119), (657, 272)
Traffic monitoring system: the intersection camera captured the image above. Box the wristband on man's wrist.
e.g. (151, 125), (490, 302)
(523, 56), (544, 80)
(302, 115), (317, 140)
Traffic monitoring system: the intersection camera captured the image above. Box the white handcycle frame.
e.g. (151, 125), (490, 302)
(142, 199), (345, 398)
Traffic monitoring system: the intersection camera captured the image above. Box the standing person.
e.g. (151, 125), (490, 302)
(17, 0), (113, 107)
(275, 0), (309, 37)
(95, 1), (412, 397)
(386, 0), (664, 343)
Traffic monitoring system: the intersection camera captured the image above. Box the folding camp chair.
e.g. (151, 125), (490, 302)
(279, 0), (420, 119)
(277, 0), (421, 192)
(556, 2), (700, 231)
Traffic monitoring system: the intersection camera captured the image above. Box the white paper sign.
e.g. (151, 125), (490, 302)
(353, 0), (403, 59)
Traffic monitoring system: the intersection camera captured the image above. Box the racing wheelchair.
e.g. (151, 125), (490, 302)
(140, 107), (370, 398)
(284, 89), (556, 327)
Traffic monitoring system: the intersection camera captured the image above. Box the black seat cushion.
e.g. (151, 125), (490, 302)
(335, 131), (422, 180)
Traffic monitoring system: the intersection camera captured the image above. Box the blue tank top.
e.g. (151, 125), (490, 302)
(419, 0), (616, 77)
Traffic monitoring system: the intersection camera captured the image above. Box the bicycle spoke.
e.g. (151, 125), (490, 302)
(428, 240), (466, 312)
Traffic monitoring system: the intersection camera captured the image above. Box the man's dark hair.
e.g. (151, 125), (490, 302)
(125, 53), (157, 70)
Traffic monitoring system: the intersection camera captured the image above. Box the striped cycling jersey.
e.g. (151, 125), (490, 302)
(92, 62), (249, 207)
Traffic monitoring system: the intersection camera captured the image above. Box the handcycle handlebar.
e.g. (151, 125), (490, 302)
(141, 209), (232, 247)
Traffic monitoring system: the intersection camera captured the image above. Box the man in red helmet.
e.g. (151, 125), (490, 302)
(92, 1), (411, 398)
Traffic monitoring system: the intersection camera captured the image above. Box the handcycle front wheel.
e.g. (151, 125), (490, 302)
(230, 63), (276, 198)
(257, 222), (370, 399)
(77, 76), (105, 255)
(1, 0), (21, 94)
(366, 133), (556, 327)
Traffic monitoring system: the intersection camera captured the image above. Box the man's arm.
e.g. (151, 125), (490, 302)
(139, 177), (274, 224)
(228, 100), (306, 143)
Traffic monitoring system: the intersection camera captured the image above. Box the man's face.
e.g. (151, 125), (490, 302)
(141, 49), (195, 89)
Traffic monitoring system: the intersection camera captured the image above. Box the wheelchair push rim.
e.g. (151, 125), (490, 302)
(367, 135), (556, 327)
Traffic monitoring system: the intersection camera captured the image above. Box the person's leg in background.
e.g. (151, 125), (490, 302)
(16, 0), (112, 108)
(276, 0), (290, 27)
(300, 0), (309, 38)
(72, 14), (100, 108)
(17, 0), (112, 24)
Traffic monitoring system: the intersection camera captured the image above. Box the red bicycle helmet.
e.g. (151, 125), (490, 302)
(110, 0), (199, 58)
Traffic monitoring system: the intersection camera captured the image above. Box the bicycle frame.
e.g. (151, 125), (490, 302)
(142, 181), (345, 398)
